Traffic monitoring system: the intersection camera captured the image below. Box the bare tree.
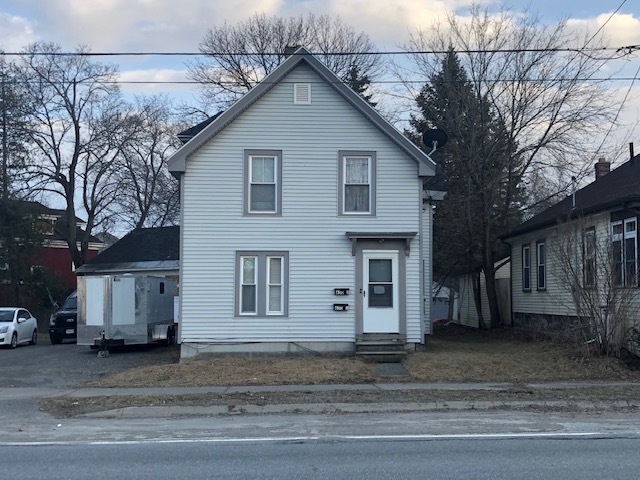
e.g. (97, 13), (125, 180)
(553, 218), (640, 356)
(188, 13), (382, 110)
(112, 95), (181, 229)
(400, 5), (618, 327)
(0, 53), (31, 198)
(16, 42), (132, 267)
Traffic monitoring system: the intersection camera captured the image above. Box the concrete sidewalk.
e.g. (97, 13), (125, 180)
(4, 380), (640, 400)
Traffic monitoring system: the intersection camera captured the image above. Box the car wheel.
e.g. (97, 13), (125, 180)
(10, 332), (18, 348)
(29, 329), (38, 345)
(50, 336), (62, 345)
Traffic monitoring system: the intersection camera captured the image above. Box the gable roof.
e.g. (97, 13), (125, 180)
(76, 226), (179, 274)
(168, 46), (435, 177)
(503, 156), (640, 239)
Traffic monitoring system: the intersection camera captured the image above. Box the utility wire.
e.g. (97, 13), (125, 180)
(0, 47), (634, 57)
(582, 0), (627, 50)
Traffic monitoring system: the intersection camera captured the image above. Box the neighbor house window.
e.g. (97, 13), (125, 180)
(338, 151), (376, 215)
(236, 251), (289, 317)
(244, 150), (282, 215)
(522, 244), (531, 291)
(612, 218), (638, 287)
(536, 240), (546, 291)
(583, 227), (596, 287)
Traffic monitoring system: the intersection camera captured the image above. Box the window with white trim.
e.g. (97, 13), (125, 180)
(244, 150), (282, 215)
(338, 151), (376, 215)
(236, 252), (289, 317)
(583, 227), (596, 287)
(612, 218), (638, 287)
(536, 240), (546, 291)
(522, 244), (531, 291)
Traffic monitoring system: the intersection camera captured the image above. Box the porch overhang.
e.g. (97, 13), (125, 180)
(345, 232), (417, 256)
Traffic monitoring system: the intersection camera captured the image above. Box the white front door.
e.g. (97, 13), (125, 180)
(362, 250), (399, 333)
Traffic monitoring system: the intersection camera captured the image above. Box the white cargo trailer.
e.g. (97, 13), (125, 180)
(77, 275), (177, 349)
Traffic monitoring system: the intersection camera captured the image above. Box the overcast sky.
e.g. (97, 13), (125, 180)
(1, 0), (640, 163)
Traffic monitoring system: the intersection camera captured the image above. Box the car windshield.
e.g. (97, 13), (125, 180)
(62, 296), (77, 310)
(0, 311), (14, 322)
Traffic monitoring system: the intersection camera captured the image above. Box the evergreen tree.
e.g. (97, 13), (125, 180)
(411, 49), (524, 328)
(345, 64), (377, 107)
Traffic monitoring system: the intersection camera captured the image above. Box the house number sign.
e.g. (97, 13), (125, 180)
(333, 304), (349, 311)
(334, 288), (350, 295)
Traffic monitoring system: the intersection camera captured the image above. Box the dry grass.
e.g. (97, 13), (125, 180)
(84, 326), (640, 388)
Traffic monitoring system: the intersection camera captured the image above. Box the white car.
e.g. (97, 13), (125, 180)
(0, 307), (38, 348)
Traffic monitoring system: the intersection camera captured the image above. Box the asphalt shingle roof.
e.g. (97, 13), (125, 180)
(84, 226), (179, 265)
(504, 156), (640, 239)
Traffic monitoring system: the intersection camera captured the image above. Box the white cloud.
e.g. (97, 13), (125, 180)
(567, 13), (640, 47)
(31, 0), (285, 51)
(0, 12), (36, 51)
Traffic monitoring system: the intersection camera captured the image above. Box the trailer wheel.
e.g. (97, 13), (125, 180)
(161, 326), (175, 346)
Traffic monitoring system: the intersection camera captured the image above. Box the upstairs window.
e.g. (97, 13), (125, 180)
(338, 151), (376, 216)
(244, 150), (282, 215)
(612, 218), (638, 287)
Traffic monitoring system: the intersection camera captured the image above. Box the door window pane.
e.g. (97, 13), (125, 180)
(368, 258), (393, 308)
(369, 259), (391, 282)
(369, 284), (393, 307)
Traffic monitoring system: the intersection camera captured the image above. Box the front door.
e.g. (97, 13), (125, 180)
(362, 250), (399, 333)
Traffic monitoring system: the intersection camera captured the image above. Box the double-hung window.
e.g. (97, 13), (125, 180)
(536, 240), (546, 291)
(236, 252), (289, 317)
(583, 227), (596, 287)
(244, 150), (282, 215)
(522, 244), (531, 292)
(338, 151), (376, 215)
(612, 218), (638, 286)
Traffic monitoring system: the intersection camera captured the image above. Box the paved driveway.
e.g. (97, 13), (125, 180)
(0, 340), (179, 388)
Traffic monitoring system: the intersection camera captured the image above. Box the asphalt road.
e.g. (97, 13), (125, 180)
(2, 437), (640, 480)
(0, 339), (178, 387)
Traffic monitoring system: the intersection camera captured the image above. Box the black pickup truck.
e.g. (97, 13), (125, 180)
(48, 291), (77, 344)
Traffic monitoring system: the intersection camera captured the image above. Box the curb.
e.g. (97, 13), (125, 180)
(80, 399), (640, 419)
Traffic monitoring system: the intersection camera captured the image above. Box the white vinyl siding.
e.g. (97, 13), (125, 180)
(180, 64), (424, 345)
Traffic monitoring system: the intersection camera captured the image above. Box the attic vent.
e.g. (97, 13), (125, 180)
(294, 83), (311, 104)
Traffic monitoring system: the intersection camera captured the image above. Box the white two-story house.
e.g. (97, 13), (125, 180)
(168, 47), (436, 358)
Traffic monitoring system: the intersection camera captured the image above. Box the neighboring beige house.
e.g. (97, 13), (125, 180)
(502, 156), (640, 354)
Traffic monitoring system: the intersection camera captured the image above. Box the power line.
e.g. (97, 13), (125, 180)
(582, 0), (627, 50)
(0, 46), (635, 57)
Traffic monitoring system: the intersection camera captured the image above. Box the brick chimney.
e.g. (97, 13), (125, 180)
(595, 157), (610, 180)
(284, 45), (301, 58)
